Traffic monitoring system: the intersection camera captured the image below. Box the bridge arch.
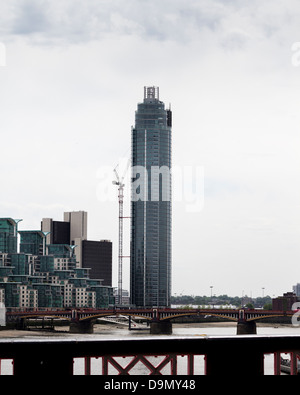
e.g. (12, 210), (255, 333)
(160, 311), (238, 322)
(246, 313), (293, 322)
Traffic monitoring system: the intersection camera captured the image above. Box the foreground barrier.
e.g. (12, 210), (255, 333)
(0, 335), (299, 376)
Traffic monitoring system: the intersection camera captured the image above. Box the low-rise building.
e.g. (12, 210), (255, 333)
(272, 292), (298, 311)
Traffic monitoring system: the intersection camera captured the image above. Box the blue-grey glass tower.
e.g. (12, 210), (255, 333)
(130, 86), (172, 307)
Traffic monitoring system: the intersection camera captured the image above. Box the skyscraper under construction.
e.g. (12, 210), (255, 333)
(130, 87), (172, 307)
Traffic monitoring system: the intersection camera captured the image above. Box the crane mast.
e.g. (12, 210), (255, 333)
(113, 165), (126, 305)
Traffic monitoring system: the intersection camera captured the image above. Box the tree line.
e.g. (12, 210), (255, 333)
(171, 294), (272, 310)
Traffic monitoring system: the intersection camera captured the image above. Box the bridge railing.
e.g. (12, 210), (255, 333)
(0, 335), (300, 376)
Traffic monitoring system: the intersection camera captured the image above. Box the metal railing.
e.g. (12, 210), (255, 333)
(0, 335), (300, 376)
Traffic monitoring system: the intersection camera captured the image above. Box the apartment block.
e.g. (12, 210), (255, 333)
(0, 217), (114, 309)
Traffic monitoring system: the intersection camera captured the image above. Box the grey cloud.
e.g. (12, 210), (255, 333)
(2, 0), (298, 61)
(3, 0), (226, 44)
(221, 30), (250, 51)
(13, 1), (50, 35)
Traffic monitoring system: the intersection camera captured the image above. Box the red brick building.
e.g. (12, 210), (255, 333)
(272, 292), (298, 311)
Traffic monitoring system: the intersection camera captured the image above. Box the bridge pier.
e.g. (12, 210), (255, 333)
(237, 321), (257, 335)
(150, 321), (172, 335)
(17, 318), (26, 330)
(69, 320), (94, 334)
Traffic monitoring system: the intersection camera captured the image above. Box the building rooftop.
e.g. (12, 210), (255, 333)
(144, 86), (159, 102)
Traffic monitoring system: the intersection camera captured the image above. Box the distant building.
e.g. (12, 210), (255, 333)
(0, 216), (114, 309)
(272, 292), (298, 311)
(64, 211), (87, 269)
(0, 288), (5, 305)
(64, 211), (87, 243)
(293, 284), (300, 297)
(113, 288), (130, 305)
(82, 240), (112, 286)
(19, 230), (48, 256)
(42, 212), (112, 285)
(0, 218), (21, 254)
(0, 298), (5, 326)
(41, 218), (70, 245)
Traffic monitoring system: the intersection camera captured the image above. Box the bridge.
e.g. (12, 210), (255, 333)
(6, 307), (296, 334)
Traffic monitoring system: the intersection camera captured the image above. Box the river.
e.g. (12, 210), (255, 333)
(0, 323), (298, 375)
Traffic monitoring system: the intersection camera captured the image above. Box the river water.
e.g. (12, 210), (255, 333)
(1, 323), (298, 375)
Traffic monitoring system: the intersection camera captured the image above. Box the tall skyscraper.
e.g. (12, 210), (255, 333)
(130, 86), (172, 307)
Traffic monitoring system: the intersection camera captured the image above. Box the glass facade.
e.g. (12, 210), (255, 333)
(82, 240), (112, 286)
(0, 218), (20, 254)
(19, 231), (47, 256)
(0, 219), (114, 309)
(130, 87), (172, 307)
(10, 253), (30, 276)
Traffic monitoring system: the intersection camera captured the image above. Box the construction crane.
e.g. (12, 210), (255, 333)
(112, 162), (130, 305)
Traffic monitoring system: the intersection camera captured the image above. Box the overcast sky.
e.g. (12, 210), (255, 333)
(1, 0), (300, 298)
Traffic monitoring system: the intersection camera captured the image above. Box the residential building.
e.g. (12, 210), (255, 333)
(0, 218), (21, 254)
(19, 230), (48, 256)
(74, 287), (96, 308)
(43, 212), (112, 285)
(0, 216), (114, 309)
(130, 86), (172, 307)
(0, 288), (5, 305)
(19, 285), (38, 309)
